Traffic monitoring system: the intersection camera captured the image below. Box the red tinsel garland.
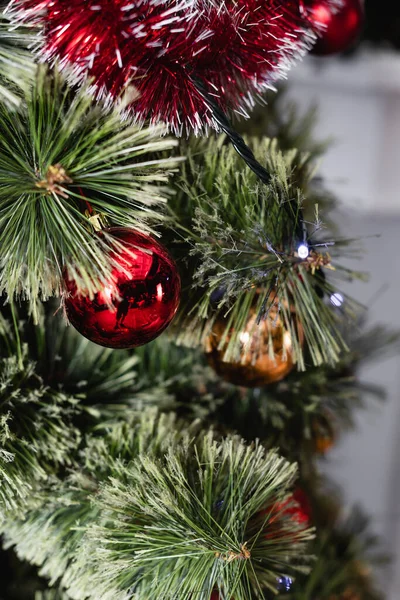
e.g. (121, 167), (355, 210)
(8, 0), (335, 133)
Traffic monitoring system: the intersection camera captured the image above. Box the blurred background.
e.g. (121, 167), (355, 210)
(285, 3), (400, 592)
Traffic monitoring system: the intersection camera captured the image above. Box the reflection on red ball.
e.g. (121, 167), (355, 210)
(306, 0), (364, 55)
(64, 227), (180, 349)
(279, 488), (312, 525)
(263, 487), (312, 538)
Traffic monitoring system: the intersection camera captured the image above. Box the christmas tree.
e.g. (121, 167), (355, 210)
(0, 1), (396, 599)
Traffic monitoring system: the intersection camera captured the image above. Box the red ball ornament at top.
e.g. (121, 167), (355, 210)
(305, 0), (364, 55)
(63, 227), (180, 349)
(9, 0), (325, 135)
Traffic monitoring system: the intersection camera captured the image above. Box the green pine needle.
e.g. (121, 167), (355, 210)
(170, 135), (365, 368)
(0, 351), (81, 517)
(71, 434), (313, 600)
(2, 410), (190, 593)
(0, 10), (37, 108)
(1, 395), (313, 600)
(0, 67), (181, 319)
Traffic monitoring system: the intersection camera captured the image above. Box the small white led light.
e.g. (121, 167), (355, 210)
(330, 292), (344, 307)
(240, 331), (250, 345)
(283, 330), (292, 350)
(297, 243), (309, 260)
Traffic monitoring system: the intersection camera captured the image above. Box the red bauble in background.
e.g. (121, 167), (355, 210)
(277, 488), (312, 525)
(64, 227), (180, 349)
(263, 487), (312, 536)
(306, 0), (364, 55)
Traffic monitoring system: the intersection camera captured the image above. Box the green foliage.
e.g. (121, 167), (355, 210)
(1, 306), (314, 599)
(0, 67), (180, 319)
(169, 134), (365, 370)
(1, 301), (396, 527)
(0, 313), (81, 517)
(235, 90), (339, 231)
(83, 435), (313, 600)
(2, 410), (191, 595)
(0, 302), (173, 518)
(0, 10), (36, 108)
(3, 428), (313, 600)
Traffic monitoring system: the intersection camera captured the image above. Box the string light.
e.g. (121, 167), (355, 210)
(277, 575), (293, 592)
(330, 292), (344, 307)
(297, 243), (309, 260)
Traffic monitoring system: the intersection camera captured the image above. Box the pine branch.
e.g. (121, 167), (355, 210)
(169, 135), (366, 369)
(0, 10), (36, 108)
(2, 409), (191, 593)
(2, 414), (313, 600)
(0, 313), (82, 517)
(80, 434), (312, 600)
(0, 301), (184, 518)
(1, 303), (392, 599)
(0, 306), (313, 595)
(0, 67), (180, 319)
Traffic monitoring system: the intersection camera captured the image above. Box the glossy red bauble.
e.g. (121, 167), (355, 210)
(262, 487), (312, 538)
(306, 0), (364, 55)
(64, 228), (180, 349)
(278, 488), (312, 525)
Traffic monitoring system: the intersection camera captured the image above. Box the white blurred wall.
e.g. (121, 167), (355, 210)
(285, 49), (400, 598)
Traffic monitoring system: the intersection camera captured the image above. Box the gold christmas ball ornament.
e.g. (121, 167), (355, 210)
(312, 412), (337, 455)
(205, 300), (302, 387)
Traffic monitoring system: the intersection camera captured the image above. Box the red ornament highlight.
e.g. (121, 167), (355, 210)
(306, 0), (364, 55)
(261, 488), (312, 539)
(276, 488), (312, 525)
(64, 228), (180, 349)
(10, 0), (323, 134)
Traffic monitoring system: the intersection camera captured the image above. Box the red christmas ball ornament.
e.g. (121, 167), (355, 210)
(278, 488), (312, 525)
(305, 0), (364, 55)
(63, 227), (180, 349)
(263, 488), (312, 537)
(10, 0), (318, 134)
